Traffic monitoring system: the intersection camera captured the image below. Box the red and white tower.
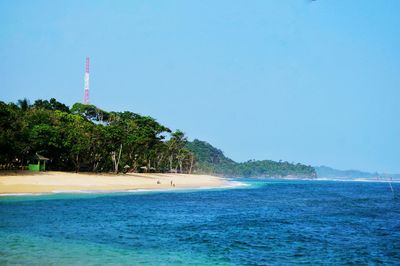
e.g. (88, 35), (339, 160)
(83, 57), (90, 104)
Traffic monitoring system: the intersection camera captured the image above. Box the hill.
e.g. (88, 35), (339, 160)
(315, 165), (400, 181)
(315, 166), (377, 179)
(186, 139), (316, 178)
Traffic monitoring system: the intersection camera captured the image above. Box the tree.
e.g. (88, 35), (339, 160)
(71, 103), (109, 122)
(61, 113), (93, 172)
(34, 98), (70, 113)
(0, 102), (26, 166)
(17, 98), (30, 112)
(166, 130), (194, 173)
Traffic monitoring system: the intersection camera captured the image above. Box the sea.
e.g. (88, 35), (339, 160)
(1, 179), (399, 265)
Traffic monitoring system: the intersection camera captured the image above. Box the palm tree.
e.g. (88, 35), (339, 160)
(17, 98), (30, 111)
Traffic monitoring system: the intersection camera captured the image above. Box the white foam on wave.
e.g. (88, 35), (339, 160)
(314, 177), (400, 183)
(0, 192), (48, 197)
(0, 180), (250, 197)
(125, 180), (250, 193)
(221, 180), (250, 188)
(52, 190), (108, 194)
(126, 188), (176, 193)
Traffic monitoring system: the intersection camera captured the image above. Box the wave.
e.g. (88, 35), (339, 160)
(126, 180), (250, 193)
(0, 180), (249, 197)
(314, 177), (400, 183)
(0, 193), (47, 197)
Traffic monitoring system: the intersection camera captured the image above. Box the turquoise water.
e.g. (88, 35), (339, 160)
(1, 179), (399, 265)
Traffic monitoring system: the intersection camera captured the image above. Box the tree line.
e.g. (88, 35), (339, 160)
(0, 98), (316, 177)
(0, 98), (193, 173)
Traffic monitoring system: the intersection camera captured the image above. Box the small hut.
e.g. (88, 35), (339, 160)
(28, 153), (50, 171)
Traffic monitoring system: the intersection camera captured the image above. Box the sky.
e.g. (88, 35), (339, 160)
(1, 0), (399, 173)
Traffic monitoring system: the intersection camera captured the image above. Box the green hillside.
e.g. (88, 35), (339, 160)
(186, 139), (316, 178)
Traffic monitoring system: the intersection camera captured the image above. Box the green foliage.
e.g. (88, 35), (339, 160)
(166, 130), (193, 173)
(71, 103), (108, 122)
(0, 101), (26, 163)
(186, 139), (316, 178)
(33, 98), (70, 113)
(185, 139), (235, 175)
(0, 99), (191, 173)
(0, 98), (316, 177)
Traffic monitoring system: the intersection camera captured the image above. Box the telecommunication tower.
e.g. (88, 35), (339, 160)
(83, 57), (90, 104)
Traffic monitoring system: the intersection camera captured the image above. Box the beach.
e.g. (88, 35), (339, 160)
(0, 171), (225, 195)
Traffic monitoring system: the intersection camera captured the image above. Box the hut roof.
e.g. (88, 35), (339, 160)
(35, 153), (50, 161)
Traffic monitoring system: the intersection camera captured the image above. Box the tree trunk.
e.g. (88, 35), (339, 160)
(175, 162), (178, 173)
(178, 160), (183, 173)
(93, 161), (99, 172)
(157, 154), (164, 172)
(75, 154), (79, 173)
(133, 159), (137, 173)
(111, 144), (123, 174)
(115, 144), (122, 174)
(189, 154), (194, 174)
(169, 155), (173, 172)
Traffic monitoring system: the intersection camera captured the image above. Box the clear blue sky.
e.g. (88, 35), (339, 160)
(1, 0), (399, 173)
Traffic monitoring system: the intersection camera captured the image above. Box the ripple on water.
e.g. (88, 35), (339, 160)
(0, 179), (399, 264)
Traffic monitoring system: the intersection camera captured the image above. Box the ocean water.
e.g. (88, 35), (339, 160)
(1, 179), (399, 265)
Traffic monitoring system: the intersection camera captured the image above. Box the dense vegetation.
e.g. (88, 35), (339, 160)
(186, 139), (316, 178)
(0, 98), (193, 173)
(0, 98), (316, 177)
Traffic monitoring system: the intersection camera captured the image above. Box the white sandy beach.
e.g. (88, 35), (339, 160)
(0, 171), (226, 195)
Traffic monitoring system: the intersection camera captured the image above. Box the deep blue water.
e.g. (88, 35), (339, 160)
(1, 179), (400, 265)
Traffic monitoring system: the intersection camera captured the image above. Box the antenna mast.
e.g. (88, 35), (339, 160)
(83, 57), (90, 104)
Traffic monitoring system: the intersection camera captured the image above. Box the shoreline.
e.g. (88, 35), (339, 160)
(0, 171), (232, 196)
